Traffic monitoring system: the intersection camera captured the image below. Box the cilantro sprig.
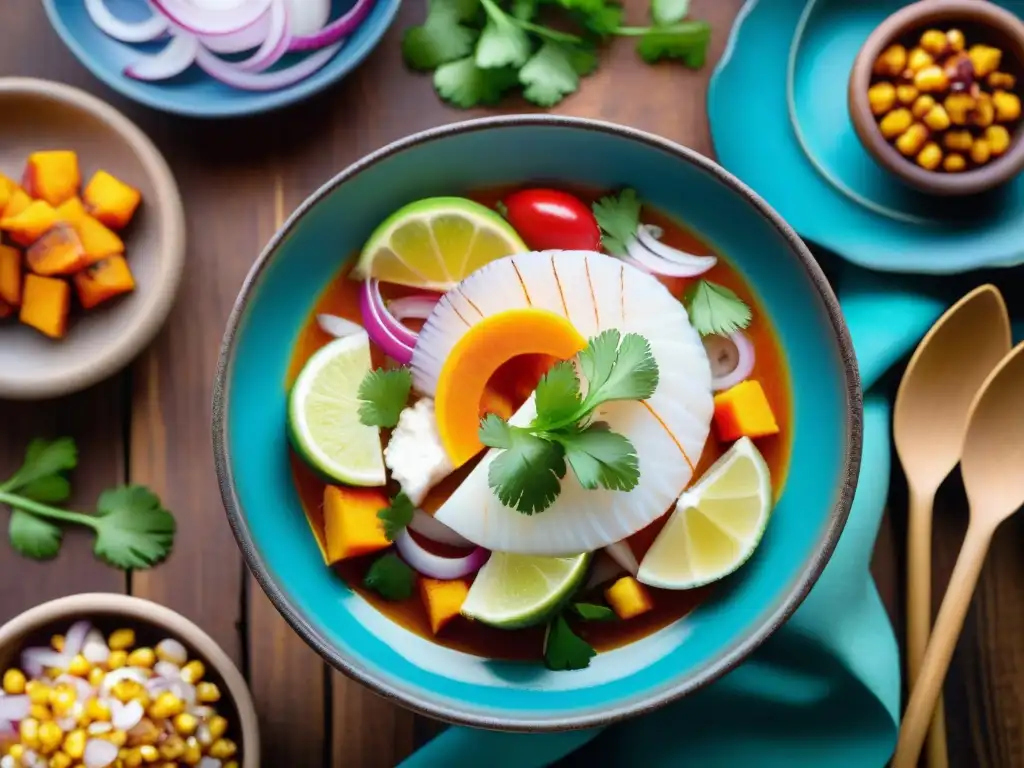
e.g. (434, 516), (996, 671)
(358, 367), (413, 428)
(479, 329), (658, 515)
(402, 0), (712, 108)
(364, 553), (417, 600)
(544, 602), (618, 670)
(377, 492), (415, 542)
(592, 188), (641, 258)
(683, 280), (752, 337)
(0, 438), (176, 570)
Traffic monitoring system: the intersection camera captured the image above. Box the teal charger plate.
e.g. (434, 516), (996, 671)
(710, 0), (1024, 275)
(212, 116), (862, 729)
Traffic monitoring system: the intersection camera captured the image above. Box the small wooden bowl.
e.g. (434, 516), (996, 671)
(849, 0), (1024, 196)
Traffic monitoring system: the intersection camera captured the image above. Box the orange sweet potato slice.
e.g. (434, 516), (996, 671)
(0, 174), (17, 213)
(0, 246), (22, 307)
(0, 200), (59, 247)
(20, 274), (70, 339)
(73, 255), (135, 310)
(323, 486), (392, 564)
(712, 380), (780, 442)
(57, 197), (124, 264)
(26, 225), (87, 277)
(22, 151), (80, 206)
(418, 577), (470, 635)
(3, 188), (33, 220)
(83, 170), (141, 230)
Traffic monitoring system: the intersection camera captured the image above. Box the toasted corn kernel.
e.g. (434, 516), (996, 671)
(993, 90), (1021, 122)
(26, 681), (52, 706)
(158, 736), (185, 761)
(947, 29), (966, 52)
(985, 124), (1011, 155)
(944, 93), (976, 124)
(148, 692), (184, 720)
(29, 704), (51, 722)
(49, 752), (72, 768)
(988, 71), (1016, 90)
(63, 729), (87, 759)
(111, 680), (144, 704)
(182, 737), (202, 766)
(122, 748), (144, 768)
(943, 152), (967, 172)
(108, 629), (136, 652)
(107, 650), (128, 670)
(969, 44), (1002, 78)
(867, 82), (896, 115)
(127, 718), (161, 748)
(88, 667), (105, 689)
(2, 669), (26, 695)
(917, 142), (943, 170)
(138, 745), (159, 763)
(873, 44), (907, 76)
(922, 104), (951, 131)
(919, 29), (947, 55)
(180, 661), (205, 685)
(971, 93), (995, 128)
(206, 715), (228, 742)
(38, 720), (64, 754)
(907, 47), (933, 73)
(172, 713), (198, 737)
(911, 94), (936, 119)
(19, 718), (40, 750)
(879, 108), (913, 138)
(51, 635), (65, 653)
(66, 654), (91, 678)
(971, 138), (992, 164)
(6, 746), (23, 761)
(195, 683), (221, 704)
(101, 729), (128, 748)
(208, 739), (238, 760)
(943, 129), (974, 151)
(914, 65), (948, 92)
(896, 84), (919, 105)
(896, 123), (929, 156)
(126, 649), (155, 670)
(85, 698), (111, 723)
(50, 684), (77, 716)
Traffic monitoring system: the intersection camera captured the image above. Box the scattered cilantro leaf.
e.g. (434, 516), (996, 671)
(430, 0), (481, 21)
(90, 486), (177, 570)
(561, 0), (624, 35)
(532, 361), (582, 429)
(561, 422), (640, 492)
(545, 615), (596, 670)
(479, 412), (514, 449)
(2, 437), (77, 494)
(572, 602), (617, 621)
(568, 45), (599, 76)
(378, 492), (415, 542)
(684, 280), (752, 337)
(476, 0), (532, 69)
(577, 329), (620, 397)
(634, 21), (710, 66)
(592, 189), (641, 257)
(511, 0), (539, 20)
(402, 4), (480, 71)
(589, 332), (659, 405)
(487, 431), (566, 514)
(650, 0), (690, 25)
(357, 367), (413, 428)
(364, 553), (416, 600)
(18, 475), (72, 504)
(435, 57), (520, 107)
(519, 43), (582, 107)
(9, 511), (62, 560)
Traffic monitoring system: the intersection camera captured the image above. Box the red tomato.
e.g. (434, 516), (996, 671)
(502, 188), (601, 251)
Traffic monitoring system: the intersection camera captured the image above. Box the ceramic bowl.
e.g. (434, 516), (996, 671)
(42, 0), (402, 118)
(212, 116), (862, 730)
(0, 593), (259, 767)
(0, 78), (185, 400)
(849, 0), (1024, 196)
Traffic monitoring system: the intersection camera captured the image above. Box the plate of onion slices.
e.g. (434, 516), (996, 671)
(42, 0), (402, 117)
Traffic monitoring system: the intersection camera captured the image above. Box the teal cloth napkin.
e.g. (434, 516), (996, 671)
(400, 264), (949, 768)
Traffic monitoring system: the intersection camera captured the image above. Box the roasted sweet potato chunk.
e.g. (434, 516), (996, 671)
(57, 197), (124, 264)
(0, 174), (17, 212)
(0, 246), (22, 307)
(26, 224), (87, 276)
(73, 255), (135, 310)
(22, 151), (80, 206)
(83, 170), (141, 230)
(0, 200), (59, 247)
(20, 274), (70, 339)
(3, 188), (32, 219)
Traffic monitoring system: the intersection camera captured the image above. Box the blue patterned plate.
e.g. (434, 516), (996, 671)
(709, 0), (1024, 275)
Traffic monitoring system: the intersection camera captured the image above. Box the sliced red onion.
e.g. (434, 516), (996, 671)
(101, 667), (149, 692)
(0, 695), (30, 723)
(190, 704), (215, 720)
(408, 509), (473, 548)
(154, 660), (182, 680)
(125, 33), (199, 81)
(316, 313), (365, 339)
(170, 680), (197, 705)
(155, 638), (188, 667)
(84, 0), (169, 42)
(603, 541), (639, 576)
(145, 676), (171, 696)
(82, 630), (110, 665)
(387, 295), (439, 323)
(84, 738), (119, 768)
(111, 700), (144, 731)
(358, 279), (415, 364)
(367, 280), (418, 345)
(395, 530), (489, 580)
(235, 0), (291, 72)
(194, 41), (343, 91)
(198, 14), (270, 53)
(625, 231), (716, 278)
(288, 0), (331, 37)
(87, 722), (113, 736)
(55, 674), (95, 702)
(638, 225), (718, 269)
(190, 0), (247, 9)
(289, 0), (376, 51)
(703, 331), (755, 392)
(584, 551), (626, 591)
(21, 648), (67, 677)
(148, 0), (272, 36)
(63, 620), (92, 659)
(57, 715), (78, 732)
(196, 722), (214, 747)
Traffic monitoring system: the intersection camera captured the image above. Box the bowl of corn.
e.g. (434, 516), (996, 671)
(848, 0), (1024, 195)
(0, 594), (258, 768)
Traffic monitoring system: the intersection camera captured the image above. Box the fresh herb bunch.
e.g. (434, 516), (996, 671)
(402, 0), (711, 108)
(479, 329), (658, 515)
(0, 438), (176, 570)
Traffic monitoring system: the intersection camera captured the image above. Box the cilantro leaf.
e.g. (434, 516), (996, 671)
(430, 0), (481, 21)
(479, 412), (514, 449)
(569, 45), (599, 76)
(592, 189), (641, 257)
(577, 329), (620, 397)
(402, 4), (480, 71)
(8, 511), (62, 560)
(378, 492), (415, 542)
(511, 0), (539, 20)
(532, 361), (582, 430)
(561, 422), (639, 491)
(651, 0), (690, 25)
(90, 486), (176, 570)
(358, 367), (412, 428)
(572, 602), (617, 621)
(476, 0), (532, 69)
(684, 280), (752, 337)
(18, 475), (72, 504)
(435, 57), (520, 107)
(519, 42), (582, 107)
(636, 21), (710, 66)
(561, 0), (624, 35)
(364, 553), (416, 600)
(487, 431), (566, 514)
(591, 332), (659, 404)
(3, 437), (77, 494)
(544, 615), (596, 670)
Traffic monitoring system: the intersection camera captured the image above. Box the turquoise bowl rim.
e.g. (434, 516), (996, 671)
(211, 115), (863, 730)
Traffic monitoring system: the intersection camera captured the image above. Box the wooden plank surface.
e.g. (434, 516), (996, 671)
(2, 0), (1024, 765)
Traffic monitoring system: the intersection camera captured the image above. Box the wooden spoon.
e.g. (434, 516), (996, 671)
(892, 284), (1010, 767)
(893, 341), (1024, 767)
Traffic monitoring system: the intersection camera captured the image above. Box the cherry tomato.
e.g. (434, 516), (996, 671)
(502, 188), (601, 251)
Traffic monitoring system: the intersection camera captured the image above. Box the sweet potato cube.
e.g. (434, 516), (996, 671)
(0, 174), (17, 212)
(3, 188), (32, 220)
(83, 170), (141, 230)
(22, 151), (80, 206)
(73, 255), (135, 310)
(26, 224), (87, 277)
(712, 380), (780, 442)
(323, 486), (392, 564)
(605, 576), (654, 620)
(0, 299), (13, 320)
(57, 197), (125, 264)
(20, 274), (70, 339)
(0, 246), (22, 306)
(419, 577), (470, 635)
(0, 200), (59, 247)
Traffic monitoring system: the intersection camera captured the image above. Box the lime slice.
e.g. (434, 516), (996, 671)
(287, 333), (386, 486)
(353, 197), (529, 290)
(637, 437), (773, 590)
(461, 551), (591, 629)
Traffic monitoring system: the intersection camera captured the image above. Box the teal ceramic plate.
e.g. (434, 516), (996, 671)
(213, 116), (861, 730)
(710, 0), (1024, 275)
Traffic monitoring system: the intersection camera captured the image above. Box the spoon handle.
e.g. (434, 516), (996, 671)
(893, 523), (993, 768)
(906, 485), (949, 768)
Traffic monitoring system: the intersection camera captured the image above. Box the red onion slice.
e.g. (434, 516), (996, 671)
(84, 737), (119, 768)
(289, 0), (376, 51)
(84, 0), (169, 42)
(603, 541), (639, 576)
(358, 279), (415, 364)
(288, 0), (331, 37)
(155, 638), (188, 666)
(149, 0), (272, 36)
(316, 313), (365, 339)
(235, 0), (292, 73)
(387, 295), (439, 323)
(190, 0), (247, 9)
(625, 232), (716, 278)
(637, 225), (718, 269)
(21, 647), (67, 677)
(55, 674), (95, 702)
(82, 630), (110, 665)
(111, 699), (145, 731)
(408, 508), (473, 548)
(584, 551), (626, 591)
(367, 280), (418, 346)
(0, 695), (30, 723)
(194, 41), (343, 91)
(125, 33), (199, 81)
(198, 14), (270, 53)
(63, 620), (92, 659)
(395, 530), (489, 580)
(101, 667), (149, 692)
(703, 331), (755, 392)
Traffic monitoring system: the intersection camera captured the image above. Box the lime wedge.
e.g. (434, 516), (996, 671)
(352, 197), (528, 290)
(461, 551), (591, 629)
(637, 437), (773, 589)
(287, 333), (386, 486)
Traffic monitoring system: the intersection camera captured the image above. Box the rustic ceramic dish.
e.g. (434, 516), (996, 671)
(849, 0), (1024, 196)
(0, 78), (185, 400)
(0, 593), (260, 767)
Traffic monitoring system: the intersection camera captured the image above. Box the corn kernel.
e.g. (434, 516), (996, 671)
(988, 71), (1016, 90)
(968, 44), (1002, 78)
(225, 763), (239, 768)
(63, 729), (86, 759)
(26, 681), (51, 706)
(182, 737), (202, 766)
(911, 94), (936, 119)
(88, 667), (105, 689)
(66, 654), (91, 678)
(896, 84), (919, 105)
(985, 124), (1011, 155)
(50, 752), (72, 768)
(19, 718), (40, 750)
(993, 90), (1021, 122)
(879, 108), (913, 138)
(971, 93), (995, 128)
(873, 44), (907, 77)
(971, 138), (992, 164)
(38, 720), (64, 754)
(913, 65), (948, 93)
(916, 142), (943, 171)
(2, 669), (26, 695)
(922, 104), (951, 131)
(138, 745), (159, 763)
(158, 764), (178, 768)
(867, 82), (896, 115)
(195, 683), (221, 704)
(895, 123), (929, 156)
(107, 650), (128, 670)
(180, 661), (205, 685)
(944, 93), (976, 125)
(206, 715), (228, 742)
(158, 736), (185, 760)
(6, 746), (23, 761)
(101, 729), (128, 748)
(208, 739), (238, 760)
(918, 29), (947, 55)
(108, 629), (136, 652)
(126, 648), (155, 669)
(947, 29), (966, 52)
(50, 684), (77, 716)
(171, 713), (198, 737)
(907, 47), (933, 73)
(943, 129), (974, 151)
(147, 692), (184, 720)
(85, 698), (111, 723)
(51, 635), (65, 653)
(30, 704), (51, 722)
(123, 748), (144, 768)
(127, 718), (161, 748)
(111, 680), (144, 704)
(944, 151), (968, 173)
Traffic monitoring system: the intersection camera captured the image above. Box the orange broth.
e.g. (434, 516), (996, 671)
(287, 187), (793, 660)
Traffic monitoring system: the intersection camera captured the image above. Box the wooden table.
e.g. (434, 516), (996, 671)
(2, 1), (1023, 765)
